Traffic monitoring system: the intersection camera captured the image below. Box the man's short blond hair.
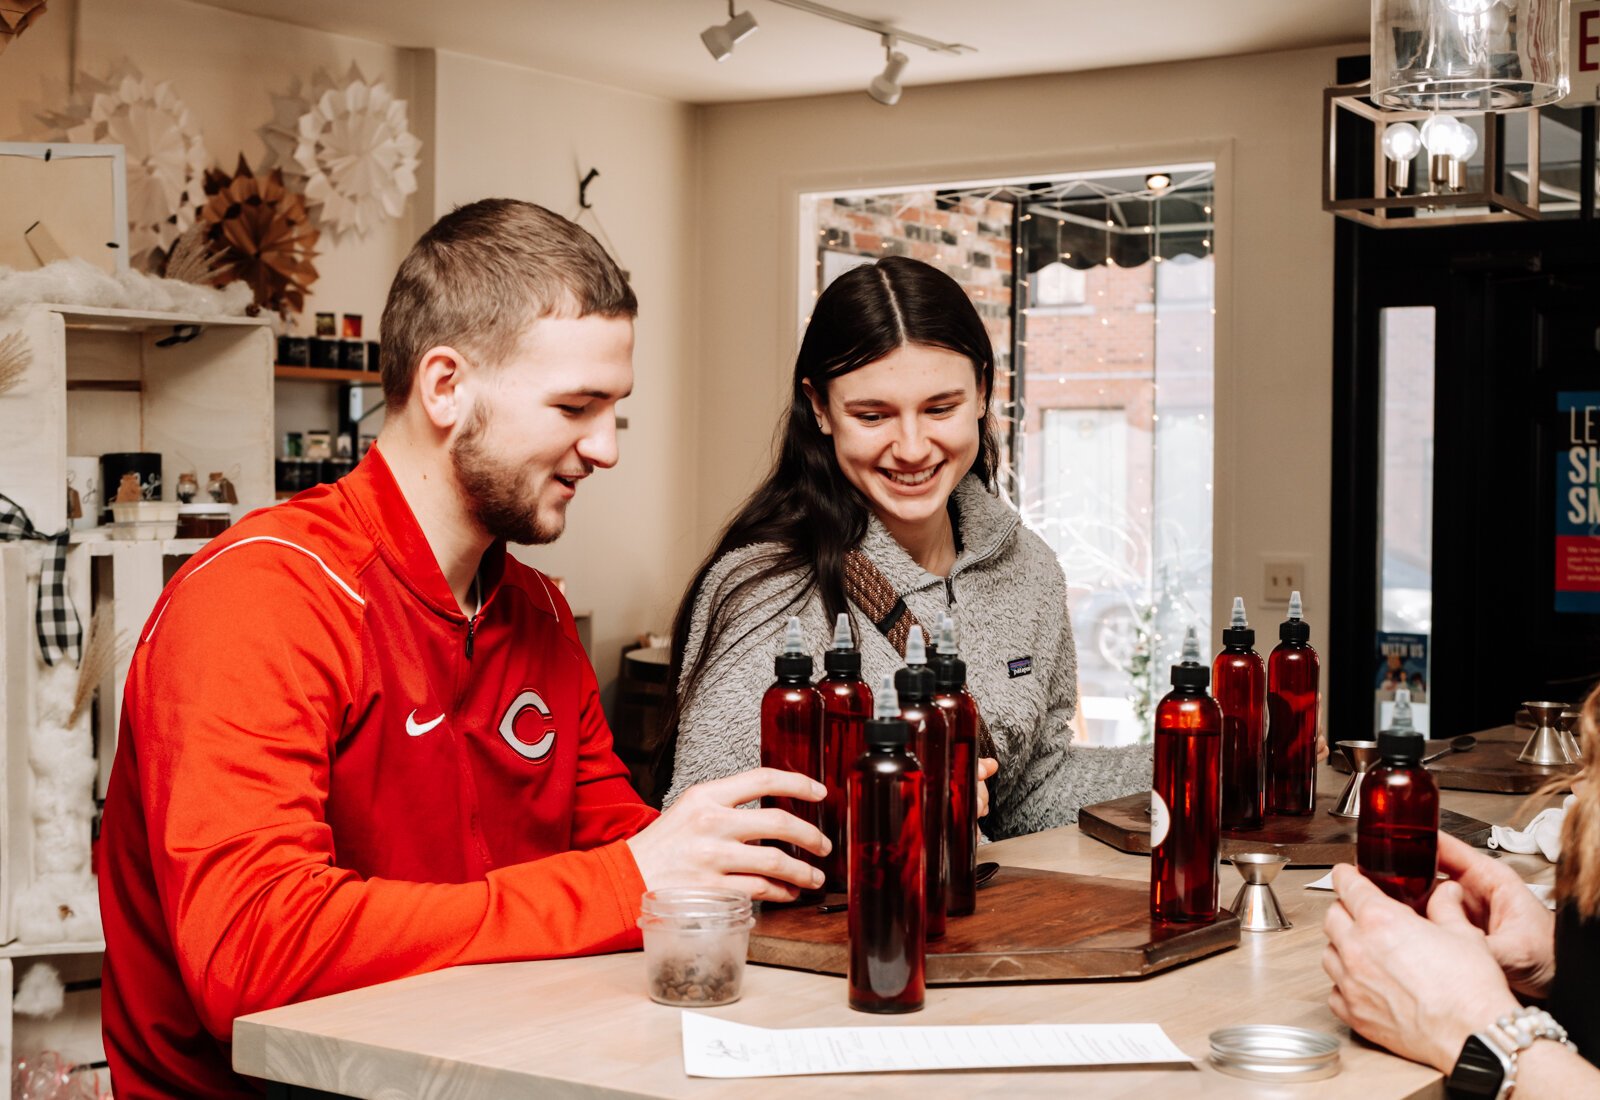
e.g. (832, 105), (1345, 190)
(379, 198), (637, 411)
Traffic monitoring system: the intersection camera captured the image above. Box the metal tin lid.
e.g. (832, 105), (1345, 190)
(1208, 1025), (1340, 1082)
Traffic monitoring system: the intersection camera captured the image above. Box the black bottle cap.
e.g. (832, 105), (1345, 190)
(1171, 661), (1210, 688)
(895, 662), (935, 702)
(931, 653), (967, 692)
(775, 652), (813, 682)
(1378, 728), (1425, 762)
(823, 646), (860, 676)
(1222, 625), (1256, 648)
(865, 715), (910, 747)
(1279, 618), (1310, 644)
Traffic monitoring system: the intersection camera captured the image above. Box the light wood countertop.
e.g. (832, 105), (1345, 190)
(233, 773), (1558, 1099)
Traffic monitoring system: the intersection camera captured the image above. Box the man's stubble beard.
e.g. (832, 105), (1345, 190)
(450, 403), (564, 546)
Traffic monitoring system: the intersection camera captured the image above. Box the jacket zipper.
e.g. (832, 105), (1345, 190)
(465, 613), (477, 660)
(945, 576), (957, 607)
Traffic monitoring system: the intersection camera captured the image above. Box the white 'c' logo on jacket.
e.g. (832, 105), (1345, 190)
(498, 690), (558, 762)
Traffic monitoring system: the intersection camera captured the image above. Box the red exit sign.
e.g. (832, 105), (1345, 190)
(1574, 1), (1600, 101)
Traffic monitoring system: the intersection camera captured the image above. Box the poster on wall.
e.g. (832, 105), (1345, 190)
(1374, 630), (1429, 733)
(1557, 391), (1600, 613)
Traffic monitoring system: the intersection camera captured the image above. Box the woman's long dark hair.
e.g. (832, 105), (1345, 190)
(654, 257), (998, 795)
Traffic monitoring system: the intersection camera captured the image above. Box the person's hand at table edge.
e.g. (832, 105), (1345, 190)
(1322, 862), (1519, 1072)
(626, 767), (829, 902)
(977, 757), (998, 819)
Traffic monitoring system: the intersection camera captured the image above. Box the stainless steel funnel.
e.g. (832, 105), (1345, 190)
(1226, 852), (1293, 932)
(1329, 740), (1381, 819)
(1559, 709), (1583, 762)
(1518, 701), (1579, 766)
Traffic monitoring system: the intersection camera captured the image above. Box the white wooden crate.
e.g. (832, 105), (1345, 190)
(0, 303), (275, 533)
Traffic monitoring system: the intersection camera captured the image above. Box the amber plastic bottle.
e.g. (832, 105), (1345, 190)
(1358, 728), (1440, 915)
(930, 614), (980, 917)
(894, 626), (948, 941)
(819, 613), (873, 892)
(1150, 627), (1225, 923)
(1266, 591), (1320, 817)
(760, 616), (823, 902)
(848, 674), (926, 1014)
(1213, 597), (1266, 831)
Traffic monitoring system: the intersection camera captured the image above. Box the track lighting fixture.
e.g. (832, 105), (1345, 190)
(701, 1), (759, 62)
(868, 36), (909, 106)
(702, 0), (976, 106)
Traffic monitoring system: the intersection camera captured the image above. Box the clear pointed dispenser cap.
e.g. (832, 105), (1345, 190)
(895, 626), (936, 700)
(774, 615), (813, 681)
(1392, 687), (1414, 730)
(1222, 595), (1255, 649)
(1171, 624), (1210, 688)
(873, 673), (899, 719)
(831, 613), (853, 650)
(932, 612), (966, 690)
(1280, 590), (1311, 644)
(906, 625), (927, 665)
(866, 673), (910, 746)
(823, 612), (861, 677)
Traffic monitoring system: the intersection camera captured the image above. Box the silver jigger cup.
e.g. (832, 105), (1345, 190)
(1518, 701), (1579, 766)
(1559, 710), (1583, 761)
(1330, 740), (1381, 819)
(1226, 852), (1293, 932)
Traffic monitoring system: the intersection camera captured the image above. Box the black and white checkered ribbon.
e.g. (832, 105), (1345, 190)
(0, 493), (82, 666)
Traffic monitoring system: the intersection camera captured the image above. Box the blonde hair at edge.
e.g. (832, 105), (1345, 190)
(1549, 682), (1600, 919)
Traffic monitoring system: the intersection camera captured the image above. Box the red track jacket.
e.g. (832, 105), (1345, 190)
(99, 448), (658, 1098)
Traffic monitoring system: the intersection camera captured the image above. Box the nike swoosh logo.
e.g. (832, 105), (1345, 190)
(406, 710), (445, 737)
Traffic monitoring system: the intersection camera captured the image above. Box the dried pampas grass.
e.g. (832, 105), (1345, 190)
(161, 222), (227, 286)
(68, 610), (122, 728)
(0, 329), (29, 396)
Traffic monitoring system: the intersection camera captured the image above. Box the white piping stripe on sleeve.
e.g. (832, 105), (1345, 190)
(145, 535), (364, 641)
(532, 569), (562, 624)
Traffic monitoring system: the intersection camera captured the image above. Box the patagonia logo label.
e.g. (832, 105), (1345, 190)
(1006, 656), (1033, 679)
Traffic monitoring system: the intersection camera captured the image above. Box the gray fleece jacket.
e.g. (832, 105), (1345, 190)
(665, 476), (1151, 839)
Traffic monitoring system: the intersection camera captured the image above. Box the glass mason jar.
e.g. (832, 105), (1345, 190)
(637, 888), (755, 1007)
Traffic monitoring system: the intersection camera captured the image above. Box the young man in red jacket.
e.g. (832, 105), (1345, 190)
(98, 199), (829, 1098)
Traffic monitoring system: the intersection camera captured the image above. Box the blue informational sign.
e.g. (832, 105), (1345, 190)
(1557, 392), (1600, 614)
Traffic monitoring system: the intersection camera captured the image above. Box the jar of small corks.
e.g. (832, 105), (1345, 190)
(637, 888), (754, 1007)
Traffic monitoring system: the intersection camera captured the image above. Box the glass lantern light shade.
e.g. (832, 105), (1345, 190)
(1371, 0), (1569, 111)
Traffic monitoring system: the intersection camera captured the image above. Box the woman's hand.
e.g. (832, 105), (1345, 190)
(976, 757), (999, 818)
(1436, 832), (1557, 997)
(1322, 863), (1520, 1072)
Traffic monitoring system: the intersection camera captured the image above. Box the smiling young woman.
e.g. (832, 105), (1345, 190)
(658, 257), (1150, 840)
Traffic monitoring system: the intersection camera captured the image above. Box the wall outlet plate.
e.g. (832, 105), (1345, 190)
(1262, 557), (1308, 605)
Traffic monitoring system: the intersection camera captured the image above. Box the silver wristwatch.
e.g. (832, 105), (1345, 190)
(1447, 1007), (1578, 1100)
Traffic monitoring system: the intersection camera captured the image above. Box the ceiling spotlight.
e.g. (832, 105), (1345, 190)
(868, 36), (909, 106)
(701, 1), (758, 62)
(1145, 172), (1173, 193)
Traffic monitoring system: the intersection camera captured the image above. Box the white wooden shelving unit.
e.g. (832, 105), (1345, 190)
(0, 303), (273, 1093)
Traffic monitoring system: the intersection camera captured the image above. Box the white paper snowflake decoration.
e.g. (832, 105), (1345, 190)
(260, 63), (422, 242)
(37, 62), (209, 270)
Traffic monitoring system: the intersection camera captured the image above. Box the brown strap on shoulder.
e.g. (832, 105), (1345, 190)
(842, 549), (998, 760)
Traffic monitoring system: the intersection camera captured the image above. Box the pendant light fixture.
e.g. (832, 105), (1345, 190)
(1370, 0), (1569, 111)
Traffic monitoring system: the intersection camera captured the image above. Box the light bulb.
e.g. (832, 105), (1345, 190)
(1443, 0), (1495, 13)
(1421, 114), (1464, 156)
(1456, 123), (1480, 161)
(1381, 122), (1423, 162)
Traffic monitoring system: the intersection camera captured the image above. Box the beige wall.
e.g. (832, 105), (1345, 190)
(694, 45), (1354, 667)
(425, 50), (702, 685)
